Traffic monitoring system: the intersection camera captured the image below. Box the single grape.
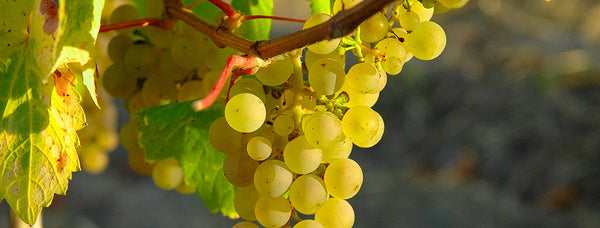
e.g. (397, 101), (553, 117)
(107, 34), (133, 62)
(141, 76), (178, 107)
(295, 220), (324, 228)
(223, 150), (259, 187)
(341, 105), (384, 148)
(289, 174), (328, 215)
(321, 137), (353, 163)
(126, 92), (149, 114)
(254, 160), (293, 198)
(315, 198), (354, 228)
(178, 80), (206, 102)
(255, 54), (293, 86)
(124, 43), (160, 78)
(375, 38), (407, 60)
(170, 33), (207, 69)
(109, 4), (139, 34)
(345, 63), (381, 94)
(438, 0), (470, 8)
(273, 114), (295, 136)
(102, 63), (137, 98)
(422, 0), (436, 8)
(225, 93), (266, 133)
(332, 0), (364, 14)
(152, 158), (184, 190)
(303, 14), (341, 54)
(382, 56), (404, 75)
(159, 49), (193, 82)
(302, 111), (346, 149)
(229, 78), (266, 102)
(234, 185), (261, 221)
(308, 58), (345, 96)
(324, 158), (363, 199)
(79, 146), (109, 174)
(399, 11), (421, 31)
(254, 196), (292, 228)
(393, 1), (433, 22)
(175, 182), (196, 194)
(232, 221), (259, 228)
(283, 136), (322, 174)
(247, 136), (272, 161)
(359, 12), (389, 43)
(405, 21), (447, 60)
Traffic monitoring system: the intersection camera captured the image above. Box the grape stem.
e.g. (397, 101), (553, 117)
(165, 0), (396, 59)
(191, 55), (260, 111)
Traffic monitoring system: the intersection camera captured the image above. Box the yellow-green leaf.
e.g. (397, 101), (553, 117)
(0, 0), (103, 224)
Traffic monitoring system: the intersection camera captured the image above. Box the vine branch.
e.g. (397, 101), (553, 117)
(165, 0), (395, 59)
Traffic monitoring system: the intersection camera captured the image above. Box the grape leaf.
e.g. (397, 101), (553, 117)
(0, 0), (103, 224)
(136, 101), (237, 217)
(232, 0), (273, 40)
(307, 0), (332, 15)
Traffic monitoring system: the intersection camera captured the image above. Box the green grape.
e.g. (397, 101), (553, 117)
(225, 93), (266, 133)
(438, 0), (470, 8)
(109, 4), (139, 34)
(254, 160), (293, 198)
(359, 12), (389, 43)
(303, 14), (341, 54)
(140, 26), (174, 50)
(405, 21), (447, 60)
(314, 198), (354, 228)
(170, 33), (207, 69)
(255, 196), (292, 228)
(145, 0), (163, 18)
(393, 1), (433, 22)
(203, 69), (230, 100)
(223, 150), (259, 187)
(289, 174), (328, 215)
(178, 80), (206, 102)
(230, 78), (266, 102)
(389, 28), (414, 62)
(119, 120), (141, 153)
(332, 0), (364, 14)
(302, 111), (345, 149)
(159, 50), (193, 82)
(434, 1), (450, 14)
(321, 137), (353, 163)
(128, 147), (154, 176)
(324, 158), (363, 199)
(126, 92), (149, 114)
(301, 95), (317, 111)
(342, 105), (384, 148)
(152, 158), (183, 190)
(79, 146), (109, 174)
(382, 56), (404, 75)
(234, 185), (261, 221)
(375, 69), (388, 92)
(422, 0), (436, 8)
(124, 43), (160, 78)
(233, 221), (259, 228)
(107, 34), (133, 62)
(283, 136), (322, 175)
(399, 11), (421, 31)
(304, 50), (345, 71)
(295, 220), (324, 228)
(141, 76), (178, 107)
(308, 58), (345, 96)
(375, 38), (407, 60)
(273, 114), (295, 136)
(345, 63), (381, 94)
(175, 182), (196, 194)
(255, 54), (293, 86)
(247, 136), (272, 161)
(102, 63), (137, 98)
(341, 90), (379, 108)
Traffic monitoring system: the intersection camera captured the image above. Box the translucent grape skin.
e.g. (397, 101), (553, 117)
(283, 136), (323, 174)
(124, 43), (160, 78)
(234, 185), (261, 221)
(308, 58), (346, 96)
(342, 105), (384, 148)
(101, 63), (137, 98)
(223, 150), (258, 187)
(315, 198), (355, 228)
(295, 220), (324, 228)
(303, 14), (341, 54)
(399, 11), (421, 31)
(255, 54), (293, 86)
(107, 34), (133, 62)
(209, 117), (243, 153)
(151, 158), (183, 190)
(321, 137), (353, 163)
(229, 78), (266, 102)
(324, 158), (363, 199)
(254, 160), (293, 198)
(289, 174), (328, 215)
(405, 21), (447, 60)
(302, 111), (346, 150)
(359, 12), (389, 43)
(254, 196), (292, 228)
(225, 93), (267, 133)
(345, 63), (381, 94)
(273, 114), (295, 136)
(246, 136), (272, 161)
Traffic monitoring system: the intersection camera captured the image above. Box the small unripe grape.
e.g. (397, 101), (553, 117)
(152, 158), (183, 190)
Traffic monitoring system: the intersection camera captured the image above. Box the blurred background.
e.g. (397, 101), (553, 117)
(2, 0), (600, 227)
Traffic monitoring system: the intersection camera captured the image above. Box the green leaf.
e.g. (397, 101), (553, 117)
(0, 0), (103, 224)
(307, 0), (332, 15)
(232, 0), (274, 40)
(136, 101), (237, 217)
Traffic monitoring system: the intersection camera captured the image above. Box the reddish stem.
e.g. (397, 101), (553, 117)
(99, 18), (170, 33)
(192, 55), (259, 111)
(186, 0), (204, 9)
(244, 15), (306, 23)
(208, 0), (239, 20)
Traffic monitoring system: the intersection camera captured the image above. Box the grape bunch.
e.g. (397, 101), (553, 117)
(100, 0), (235, 193)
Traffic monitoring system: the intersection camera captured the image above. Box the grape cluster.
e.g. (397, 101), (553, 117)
(102, 0), (235, 193)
